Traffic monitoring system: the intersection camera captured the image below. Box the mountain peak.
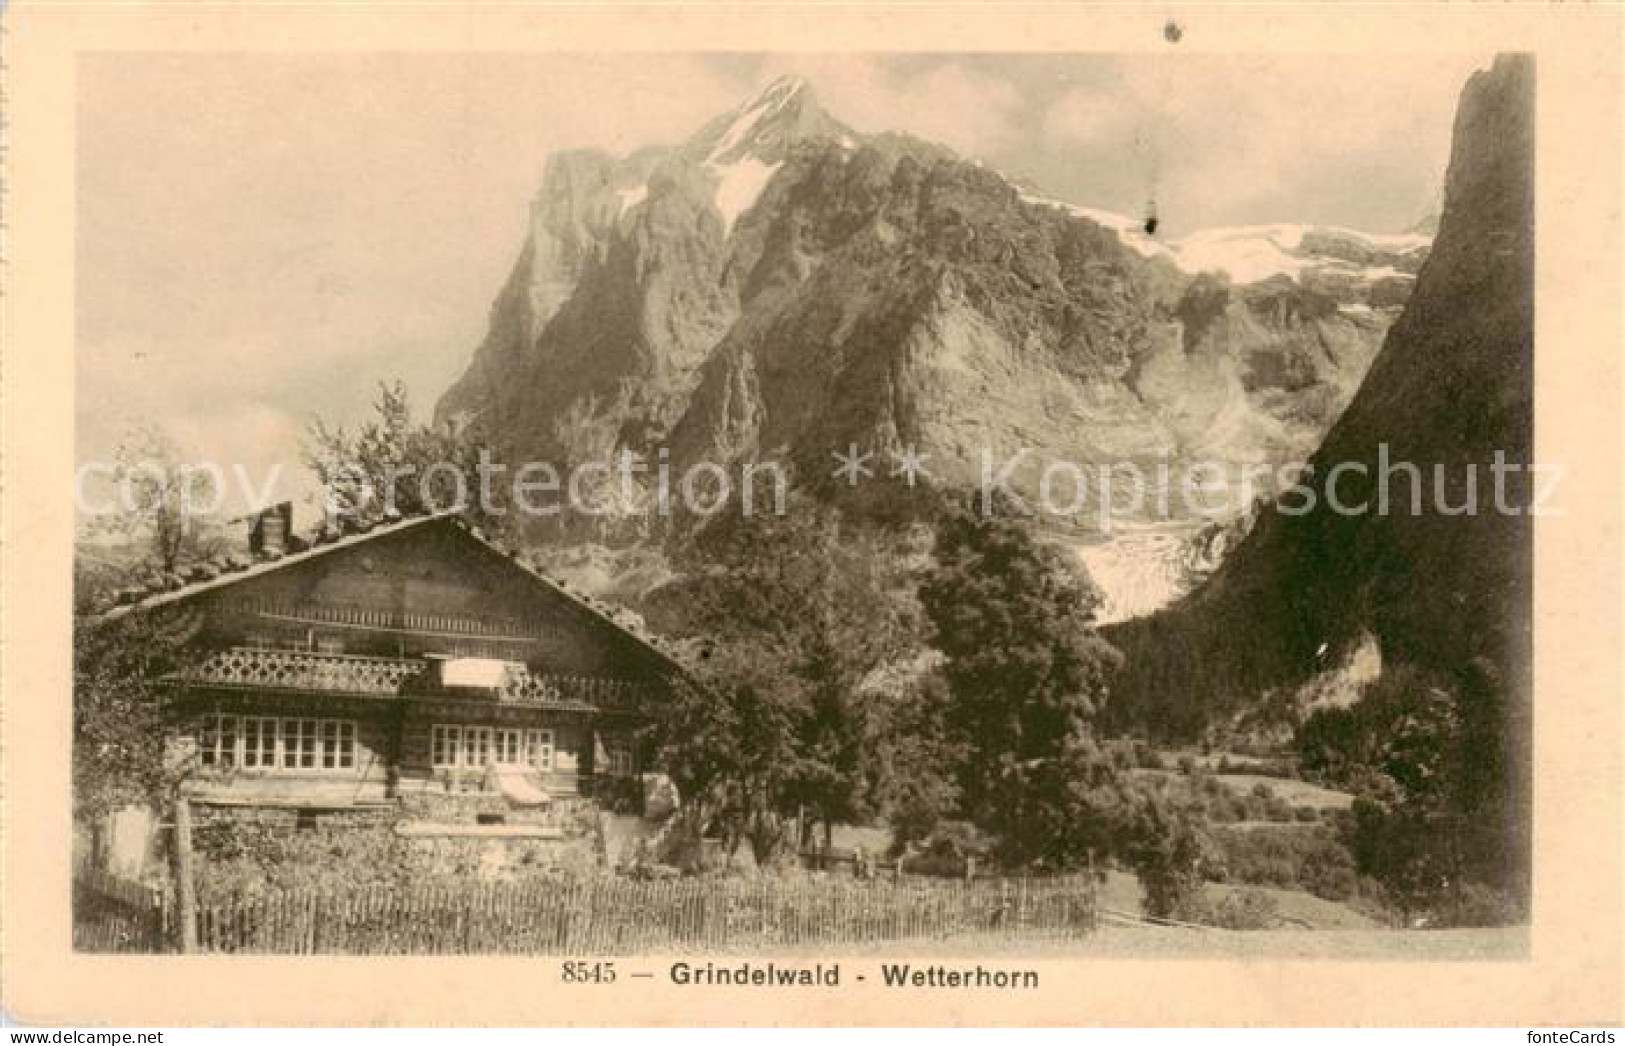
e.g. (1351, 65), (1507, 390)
(754, 74), (811, 105)
(687, 75), (852, 167)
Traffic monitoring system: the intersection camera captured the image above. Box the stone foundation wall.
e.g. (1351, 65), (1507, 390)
(191, 802), (395, 833)
(190, 801), (609, 885)
(399, 834), (602, 879)
(397, 791), (600, 831)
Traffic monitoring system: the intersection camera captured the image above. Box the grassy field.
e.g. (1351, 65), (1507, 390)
(1094, 870), (1377, 930)
(755, 923), (1528, 960)
(1132, 767), (1356, 813)
(1212, 774), (1355, 811)
(758, 872), (1523, 961)
(656, 863), (1525, 960)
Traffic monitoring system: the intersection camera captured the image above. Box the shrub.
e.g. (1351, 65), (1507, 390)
(1293, 805), (1320, 823)
(1202, 887), (1280, 930)
(1435, 883), (1524, 928)
(1211, 824), (1360, 901)
(1133, 741), (1163, 770)
(900, 820), (995, 878)
(1121, 802), (1207, 921)
(1255, 758), (1300, 780)
(1264, 796), (1295, 823)
(1299, 843), (1360, 902)
(596, 775), (644, 815)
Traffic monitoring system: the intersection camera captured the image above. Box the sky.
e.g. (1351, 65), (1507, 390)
(76, 52), (1493, 517)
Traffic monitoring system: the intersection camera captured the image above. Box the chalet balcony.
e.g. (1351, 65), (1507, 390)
(183, 648), (423, 695)
(179, 647), (648, 711)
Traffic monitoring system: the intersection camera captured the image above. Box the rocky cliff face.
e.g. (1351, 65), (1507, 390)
(436, 77), (855, 453)
(1194, 52), (1533, 691)
(437, 77), (1430, 522)
(1114, 55), (1533, 895)
(1108, 55), (1533, 834)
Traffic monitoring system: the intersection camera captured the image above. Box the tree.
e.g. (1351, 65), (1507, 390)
(656, 639), (809, 867)
(1302, 663), (1525, 923)
(647, 505), (922, 861)
(73, 609), (200, 821)
(75, 606), (208, 949)
(1119, 794), (1209, 921)
(865, 669), (963, 851)
(917, 503), (1122, 861)
(304, 380), (504, 534)
(89, 424), (227, 576)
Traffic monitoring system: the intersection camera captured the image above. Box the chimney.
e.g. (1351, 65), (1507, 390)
(249, 502), (293, 557)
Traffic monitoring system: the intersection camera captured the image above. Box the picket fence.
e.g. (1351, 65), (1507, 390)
(76, 871), (1097, 954)
(73, 866), (171, 953)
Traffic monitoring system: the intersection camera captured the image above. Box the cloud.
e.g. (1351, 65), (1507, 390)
(754, 55), (1025, 157)
(1032, 54), (1490, 230)
(74, 54), (748, 463)
(1041, 89), (1135, 148)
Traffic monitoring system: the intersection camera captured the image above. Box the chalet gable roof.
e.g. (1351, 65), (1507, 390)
(93, 510), (692, 677)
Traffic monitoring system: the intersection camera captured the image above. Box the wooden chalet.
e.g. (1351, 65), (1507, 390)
(97, 509), (688, 818)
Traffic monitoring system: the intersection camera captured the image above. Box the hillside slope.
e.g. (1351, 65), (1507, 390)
(1107, 55), (1533, 885)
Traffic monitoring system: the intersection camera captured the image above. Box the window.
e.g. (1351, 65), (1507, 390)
(431, 724), (462, 768)
(199, 714), (237, 769)
(315, 635), (346, 655)
(432, 724), (552, 770)
(526, 729), (555, 772)
(243, 717), (276, 769)
(607, 745), (633, 778)
(468, 727), (491, 768)
(198, 714), (358, 774)
(284, 718), (319, 770)
(321, 720), (355, 769)
(219, 714), (238, 769)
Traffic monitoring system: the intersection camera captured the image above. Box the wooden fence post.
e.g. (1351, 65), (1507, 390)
(171, 796), (199, 954)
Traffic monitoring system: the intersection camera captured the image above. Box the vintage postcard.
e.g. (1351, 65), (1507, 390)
(2, 1), (1621, 1029)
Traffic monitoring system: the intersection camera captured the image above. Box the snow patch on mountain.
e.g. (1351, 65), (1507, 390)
(1175, 225), (1315, 284)
(709, 156), (782, 232)
(1007, 173), (1429, 289)
(694, 75), (850, 233)
(1017, 190), (1175, 262)
(1173, 225), (1429, 285)
(706, 75), (808, 164)
(1318, 226), (1432, 252)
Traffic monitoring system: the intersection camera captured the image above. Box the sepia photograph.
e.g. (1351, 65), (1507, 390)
(2, 1), (1620, 1031)
(67, 47), (1533, 960)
